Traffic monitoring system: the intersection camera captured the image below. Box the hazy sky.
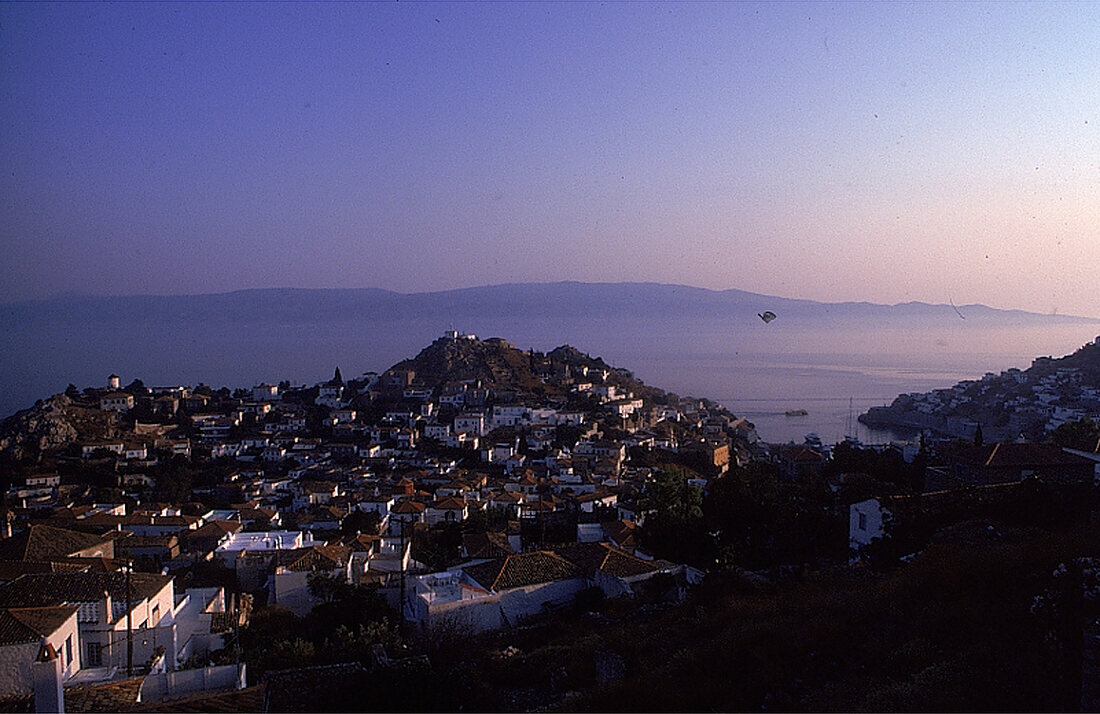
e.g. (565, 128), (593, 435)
(3, 2), (1098, 316)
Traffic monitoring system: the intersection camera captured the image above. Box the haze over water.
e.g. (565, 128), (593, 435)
(4, 3), (1099, 435)
(4, 301), (1097, 446)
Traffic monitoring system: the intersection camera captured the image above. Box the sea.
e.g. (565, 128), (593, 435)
(3, 312), (1098, 447)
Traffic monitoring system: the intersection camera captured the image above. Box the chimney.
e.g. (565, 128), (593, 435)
(101, 590), (112, 626)
(33, 641), (65, 714)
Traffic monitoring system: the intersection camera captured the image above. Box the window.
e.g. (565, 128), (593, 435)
(87, 642), (102, 667)
(65, 635), (72, 666)
(858, 512), (868, 531)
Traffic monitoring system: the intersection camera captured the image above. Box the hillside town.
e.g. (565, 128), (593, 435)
(860, 335), (1100, 442)
(2, 332), (1100, 711)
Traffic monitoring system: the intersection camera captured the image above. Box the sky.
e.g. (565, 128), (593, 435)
(2, 1), (1099, 316)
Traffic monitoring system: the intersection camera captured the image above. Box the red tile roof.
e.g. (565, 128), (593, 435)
(554, 542), (662, 578)
(0, 571), (172, 609)
(275, 545), (351, 572)
(0, 524), (113, 561)
(431, 496), (468, 511)
(463, 551), (581, 591)
(0, 606), (78, 645)
(462, 532), (515, 559)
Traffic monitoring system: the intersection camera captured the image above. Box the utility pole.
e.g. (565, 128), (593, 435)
(398, 519), (407, 637)
(125, 559), (133, 677)
(233, 593), (241, 670)
(538, 496), (545, 550)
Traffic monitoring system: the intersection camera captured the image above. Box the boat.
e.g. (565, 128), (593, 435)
(784, 409), (808, 416)
(842, 397), (862, 446)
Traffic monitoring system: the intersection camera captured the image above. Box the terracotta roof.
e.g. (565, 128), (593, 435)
(392, 500), (426, 514)
(0, 677), (144, 713)
(237, 506), (276, 521)
(121, 535), (178, 549)
(0, 524), (112, 561)
(463, 551), (581, 592)
(188, 520), (243, 540)
(0, 560), (90, 582)
(522, 500), (557, 513)
(462, 532), (514, 559)
(0, 606), (78, 645)
(275, 545), (350, 572)
(554, 542), (661, 578)
(64, 677), (144, 712)
(602, 520), (637, 549)
(61, 556), (118, 572)
(123, 683), (266, 712)
(331, 533), (379, 552)
(0, 571), (172, 610)
(431, 496), (468, 510)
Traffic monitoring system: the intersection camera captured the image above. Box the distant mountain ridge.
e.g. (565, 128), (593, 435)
(3, 282), (1096, 327)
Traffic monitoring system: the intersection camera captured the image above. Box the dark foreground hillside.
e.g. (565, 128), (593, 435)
(367, 525), (1098, 712)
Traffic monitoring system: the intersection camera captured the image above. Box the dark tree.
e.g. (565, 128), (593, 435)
(639, 467), (708, 566)
(1050, 418), (1100, 452)
(340, 509), (381, 536)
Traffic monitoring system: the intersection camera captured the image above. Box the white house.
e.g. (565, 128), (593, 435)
(252, 384), (280, 402)
(124, 443), (149, 461)
(315, 383), (344, 408)
(491, 405), (529, 428)
(407, 543), (697, 634)
(0, 571), (177, 675)
(454, 413), (487, 436)
(426, 497), (470, 526)
(849, 498), (890, 551)
(81, 441), (125, 458)
(269, 546), (352, 617)
(24, 474), (61, 490)
(425, 422), (451, 441)
(0, 606), (81, 696)
(99, 393), (134, 412)
(214, 530), (319, 566)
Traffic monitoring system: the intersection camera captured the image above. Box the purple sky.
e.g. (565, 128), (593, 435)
(2, 2), (1099, 316)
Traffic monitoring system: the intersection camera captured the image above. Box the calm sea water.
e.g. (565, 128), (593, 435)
(3, 314), (1097, 446)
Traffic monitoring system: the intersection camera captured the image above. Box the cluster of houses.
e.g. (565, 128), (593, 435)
(23, 335), (760, 559)
(1, 334), (766, 708)
(8, 331), (1100, 709)
(0, 520), (247, 709)
(864, 338), (1100, 442)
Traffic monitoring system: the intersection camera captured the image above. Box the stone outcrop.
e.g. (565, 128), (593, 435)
(0, 394), (115, 461)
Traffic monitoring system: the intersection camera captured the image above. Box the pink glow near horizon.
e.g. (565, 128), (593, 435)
(1, 2), (1098, 316)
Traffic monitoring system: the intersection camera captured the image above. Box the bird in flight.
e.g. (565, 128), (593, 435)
(758, 311), (777, 324)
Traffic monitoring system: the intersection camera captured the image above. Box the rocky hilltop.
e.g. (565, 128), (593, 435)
(860, 335), (1100, 441)
(0, 333), (701, 465)
(0, 393), (120, 462)
(387, 334), (663, 401)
